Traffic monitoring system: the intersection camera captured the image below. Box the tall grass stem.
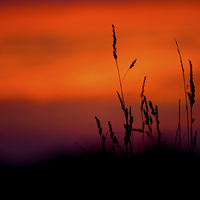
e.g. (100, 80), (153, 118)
(179, 99), (181, 153)
(115, 60), (125, 109)
(175, 39), (190, 153)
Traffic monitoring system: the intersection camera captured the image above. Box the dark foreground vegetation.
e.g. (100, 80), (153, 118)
(1, 151), (198, 197)
(0, 150), (200, 185)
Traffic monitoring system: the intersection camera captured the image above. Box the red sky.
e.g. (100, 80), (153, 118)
(0, 0), (200, 102)
(0, 0), (200, 165)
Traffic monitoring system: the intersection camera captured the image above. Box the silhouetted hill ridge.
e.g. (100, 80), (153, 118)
(1, 150), (200, 179)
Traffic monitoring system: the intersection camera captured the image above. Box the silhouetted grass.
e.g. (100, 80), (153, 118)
(175, 39), (190, 153)
(108, 121), (124, 156)
(95, 116), (107, 153)
(149, 101), (161, 150)
(94, 25), (198, 158)
(188, 60), (196, 153)
(175, 40), (197, 154)
(111, 24), (136, 156)
(174, 99), (181, 152)
(140, 76), (146, 151)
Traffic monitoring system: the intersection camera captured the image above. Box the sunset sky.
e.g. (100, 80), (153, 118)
(0, 0), (200, 165)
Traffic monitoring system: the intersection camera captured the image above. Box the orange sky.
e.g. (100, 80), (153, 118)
(0, 1), (200, 104)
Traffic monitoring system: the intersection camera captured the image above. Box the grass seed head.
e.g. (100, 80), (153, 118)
(188, 60), (195, 107)
(129, 59), (137, 69)
(112, 24), (117, 60)
(149, 101), (155, 115)
(108, 121), (114, 139)
(141, 76), (147, 97)
(95, 116), (102, 136)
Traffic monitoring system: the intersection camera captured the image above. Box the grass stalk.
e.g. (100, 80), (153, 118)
(141, 112), (145, 152)
(175, 39), (190, 153)
(108, 121), (124, 156)
(95, 116), (107, 153)
(141, 76), (146, 152)
(122, 59), (137, 83)
(112, 24), (137, 156)
(112, 24), (125, 108)
(179, 99), (181, 153)
(116, 60), (125, 109)
(173, 100), (181, 151)
(188, 60), (195, 154)
(190, 105), (193, 153)
(94, 27), (198, 158)
(140, 77), (155, 150)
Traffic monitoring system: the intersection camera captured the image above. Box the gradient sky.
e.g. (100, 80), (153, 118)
(0, 0), (200, 165)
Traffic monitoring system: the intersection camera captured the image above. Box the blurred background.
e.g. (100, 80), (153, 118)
(0, 0), (200, 165)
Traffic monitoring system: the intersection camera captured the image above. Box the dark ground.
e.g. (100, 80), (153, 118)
(0, 150), (199, 196)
